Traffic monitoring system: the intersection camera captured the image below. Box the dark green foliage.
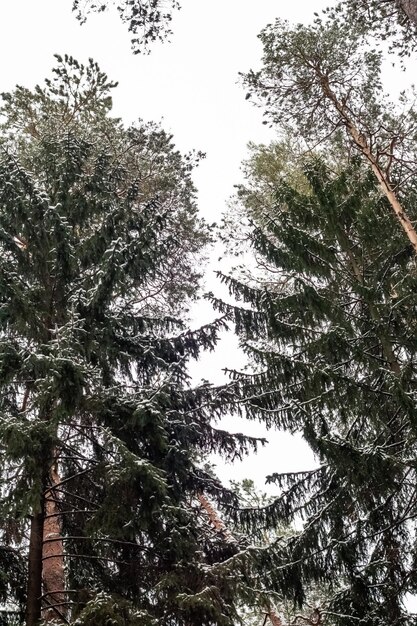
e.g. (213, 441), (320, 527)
(217, 153), (417, 625)
(0, 57), (263, 624)
(72, 0), (181, 53)
(0, 544), (25, 625)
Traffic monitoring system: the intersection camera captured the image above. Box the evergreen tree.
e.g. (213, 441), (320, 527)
(215, 148), (417, 625)
(327, 0), (417, 57)
(243, 18), (417, 253)
(230, 480), (332, 626)
(0, 56), (262, 625)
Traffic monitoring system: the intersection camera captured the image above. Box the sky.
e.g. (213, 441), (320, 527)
(0, 0), (338, 491)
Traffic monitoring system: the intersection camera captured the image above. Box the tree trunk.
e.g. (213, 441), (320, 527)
(398, 0), (417, 27)
(25, 448), (67, 626)
(319, 74), (417, 255)
(26, 504), (45, 626)
(42, 456), (66, 622)
(197, 494), (236, 542)
(268, 611), (284, 626)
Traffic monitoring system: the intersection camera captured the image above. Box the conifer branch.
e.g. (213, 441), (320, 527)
(197, 493), (285, 626)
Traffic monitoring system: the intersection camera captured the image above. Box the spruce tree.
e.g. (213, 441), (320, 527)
(0, 56), (262, 625)
(215, 149), (417, 625)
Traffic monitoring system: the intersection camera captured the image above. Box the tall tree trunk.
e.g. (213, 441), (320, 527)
(26, 495), (46, 626)
(318, 74), (417, 255)
(398, 0), (417, 27)
(197, 494), (236, 542)
(268, 611), (284, 626)
(25, 448), (67, 626)
(42, 455), (66, 622)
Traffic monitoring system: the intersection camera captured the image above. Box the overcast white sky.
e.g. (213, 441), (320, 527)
(0, 0), (345, 491)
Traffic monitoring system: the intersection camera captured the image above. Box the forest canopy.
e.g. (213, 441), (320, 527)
(2, 1), (417, 625)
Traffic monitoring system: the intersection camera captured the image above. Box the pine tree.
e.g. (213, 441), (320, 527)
(214, 147), (417, 625)
(243, 18), (417, 253)
(327, 0), (417, 57)
(0, 56), (263, 625)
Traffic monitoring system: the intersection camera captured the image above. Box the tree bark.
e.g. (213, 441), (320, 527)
(25, 447), (67, 625)
(26, 503), (45, 626)
(398, 0), (417, 27)
(268, 611), (284, 626)
(197, 494), (236, 543)
(42, 456), (66, 622)
(319, 74), (417, 255)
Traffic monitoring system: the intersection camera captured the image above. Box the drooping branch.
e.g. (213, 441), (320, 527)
(334, 224), (402, 375)
(197, 493), (285, 626)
